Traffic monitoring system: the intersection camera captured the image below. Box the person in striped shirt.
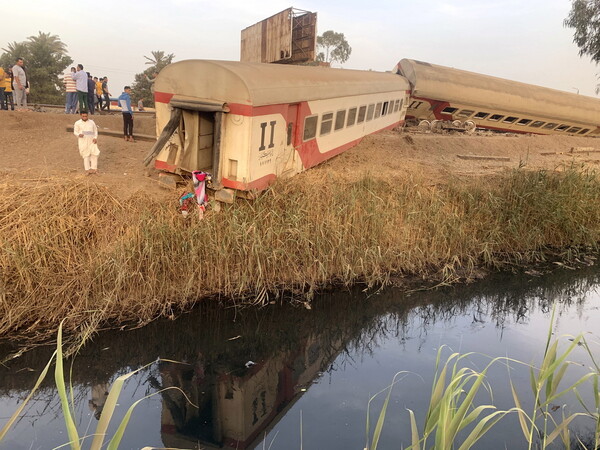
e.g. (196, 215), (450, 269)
(64, 67), (77, 114)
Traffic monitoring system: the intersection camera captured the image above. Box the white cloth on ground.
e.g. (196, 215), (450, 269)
(73, 119), (100, 158)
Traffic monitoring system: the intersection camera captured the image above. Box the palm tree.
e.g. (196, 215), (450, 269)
(0, 41), (30, 67)
(27, 32), (68, 55)
(143, 50), (175, 71)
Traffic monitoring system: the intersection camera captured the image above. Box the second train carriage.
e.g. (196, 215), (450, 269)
(147, 60), (410, 195)
(395, 59), (600, 136)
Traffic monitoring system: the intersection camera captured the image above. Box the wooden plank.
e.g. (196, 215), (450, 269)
(456, 154), (510, 161)
(571, 147), (595, 152)
(66, 127), (156, 142)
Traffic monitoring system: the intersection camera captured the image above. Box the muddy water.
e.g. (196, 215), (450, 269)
(0, 267), (599, 449)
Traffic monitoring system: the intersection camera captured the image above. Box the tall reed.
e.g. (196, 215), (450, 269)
(2, 167), (600, 344)
(365, 307), (600, 449)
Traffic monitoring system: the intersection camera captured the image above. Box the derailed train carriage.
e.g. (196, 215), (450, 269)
(395, 58), (600, 136)
(145, 60), (410, 198)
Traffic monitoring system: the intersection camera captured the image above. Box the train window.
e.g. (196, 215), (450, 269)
(409, 100), (423, 109)
(530, 121), (545, 128)
(375, 103), (382, 119)
(382, 102), (389, 116)
(555, 124), (570, 132)
(366, 104), (375, 121)
(542, 123), (558, 129)
(488, 114), (504, 122)
(442, 107), (458, 114)
(388, 100), (394, 114)
(398, 99), (403, 111)
(502, 116), (518, 123)
(287, 123), (293, 145)
(393, 100), (400, 113)
(347, 107), (357, 127)
(474, 112), (489, 119)
(357, 105), (367, 123)
(567, 127), (582, 133)
(457, 110), (475, 118)
(320, 112), (334, 135)
(335, 110), (346, 131)
(579, 129), (591, 135)
(303, 115), (318, 141)
(517, 119), (532, 126)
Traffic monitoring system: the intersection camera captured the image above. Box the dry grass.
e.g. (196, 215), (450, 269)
(2, 167), (600, 345)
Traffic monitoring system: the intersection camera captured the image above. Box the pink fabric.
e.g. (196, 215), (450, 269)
(192, 171), (209, 218)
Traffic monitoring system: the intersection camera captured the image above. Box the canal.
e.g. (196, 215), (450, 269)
(0, 265), (598, 449)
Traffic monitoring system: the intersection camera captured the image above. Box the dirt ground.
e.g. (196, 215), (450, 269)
(0, 110), (165, 199)
(2, 110), (600, 199)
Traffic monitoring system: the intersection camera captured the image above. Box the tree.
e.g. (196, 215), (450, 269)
(131, 50), (175, 108)
(0, 32), (72, 104)
(564, 0), (600, 63)
(564, 1), (600, 92)
(316, 30), (352, 65)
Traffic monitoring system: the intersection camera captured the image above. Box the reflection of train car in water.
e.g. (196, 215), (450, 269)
(155, 334), (343, 449)
(147, 60), (410, 196)
(395, 58), (600, 136)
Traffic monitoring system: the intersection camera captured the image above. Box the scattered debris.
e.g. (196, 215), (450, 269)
(245, 361), (256, 368)
(456, 155), (511, 162)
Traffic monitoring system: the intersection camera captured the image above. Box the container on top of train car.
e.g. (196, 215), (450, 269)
(145, 60), (410, 198)
(395, 58), (600, 136)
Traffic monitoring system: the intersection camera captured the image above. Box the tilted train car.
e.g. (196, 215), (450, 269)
(395, 59), (600, 136)
(146, 60), (410, 196)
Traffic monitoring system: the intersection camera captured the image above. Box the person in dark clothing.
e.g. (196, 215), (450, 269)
(118, 86), (134, 142)
(101, 77), (111, 111)
(86, 73), (96, 114)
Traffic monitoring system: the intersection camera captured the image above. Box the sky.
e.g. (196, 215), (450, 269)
(1, 0), (598, 98)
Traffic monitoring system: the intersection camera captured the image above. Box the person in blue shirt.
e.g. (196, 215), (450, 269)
(118, 86), (134, 142)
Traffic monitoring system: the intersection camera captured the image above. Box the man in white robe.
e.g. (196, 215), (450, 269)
(73, 112), (100, 174)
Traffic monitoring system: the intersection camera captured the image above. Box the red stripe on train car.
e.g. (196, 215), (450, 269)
(228, 103), (289, 117)
(222, 174), (278, 191)
(154, 91), (174, 104)
(297, 121), (403, 169)
(154, 159), (178, 172)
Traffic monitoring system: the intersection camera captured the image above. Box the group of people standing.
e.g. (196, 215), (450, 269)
(64, 65), (111, 115)
(0, 57), (29, 110)
(70, 63), (137, 175)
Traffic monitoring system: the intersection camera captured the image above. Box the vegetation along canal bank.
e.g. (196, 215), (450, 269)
(2, 111), (600, 345)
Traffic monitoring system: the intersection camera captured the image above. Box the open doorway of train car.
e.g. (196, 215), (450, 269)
(178, 110), (215, 173)
(154, 108), (221, 179)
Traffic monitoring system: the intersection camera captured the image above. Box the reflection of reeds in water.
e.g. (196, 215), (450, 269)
(2, 168), (600, 345)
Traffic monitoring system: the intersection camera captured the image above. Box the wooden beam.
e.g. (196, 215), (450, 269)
(66, 127), (156, 142)
(456, 155), (511, 161)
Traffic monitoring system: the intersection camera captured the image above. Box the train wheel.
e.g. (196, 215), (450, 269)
(464, 121), (476, 134)
(431, 120), (443, 133)
(418, 120), (431, 132)
(452, 120), (462, 128)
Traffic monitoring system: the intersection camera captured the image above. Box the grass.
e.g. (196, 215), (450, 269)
(2, 166), (600, 346)
(365, 306), (600, 449)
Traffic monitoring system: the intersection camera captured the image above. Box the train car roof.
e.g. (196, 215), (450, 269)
(397, 59), (600, 126)
(155, 60), (409, 107)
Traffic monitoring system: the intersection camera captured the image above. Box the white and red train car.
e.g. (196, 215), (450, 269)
(395, 58), (600, 136)
(146, 60), (410, 196)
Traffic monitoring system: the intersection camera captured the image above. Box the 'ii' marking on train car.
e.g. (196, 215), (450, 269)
(259, 121), (277, 151)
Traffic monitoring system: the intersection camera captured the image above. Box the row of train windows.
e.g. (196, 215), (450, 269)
(441, 107), (591, 135)
(302, 98), (404, 141)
